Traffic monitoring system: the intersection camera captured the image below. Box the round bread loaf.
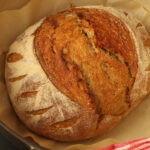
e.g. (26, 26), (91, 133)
(5, 6), (150, 141)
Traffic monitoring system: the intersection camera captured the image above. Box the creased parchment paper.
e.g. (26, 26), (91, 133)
(0, 0), (150, 150)
(0, 0), (29, 12)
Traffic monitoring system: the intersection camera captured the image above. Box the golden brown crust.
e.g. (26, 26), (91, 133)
(34, 8), (137, 116)
(19, 91), (38, 98)
(144, 37), (150, 47)
(7, 52), (23, 62)
(25, 106), (53, 115)
(8, 74), (27, 82)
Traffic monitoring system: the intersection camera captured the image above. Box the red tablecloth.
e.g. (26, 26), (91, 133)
(96, 138), (150, 150)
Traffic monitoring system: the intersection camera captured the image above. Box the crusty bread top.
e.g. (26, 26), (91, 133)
(5, 6), (150, 141)
(34, 8), (137, 116)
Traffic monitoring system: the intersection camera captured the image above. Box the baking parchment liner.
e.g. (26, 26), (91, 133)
(0, 0), (150, 150)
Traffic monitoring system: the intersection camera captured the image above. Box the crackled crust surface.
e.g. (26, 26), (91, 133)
(5, 6), (150, 141)
(34, 8), (137, 116)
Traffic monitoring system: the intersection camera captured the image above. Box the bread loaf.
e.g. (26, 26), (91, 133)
(5, 6), (150, 141)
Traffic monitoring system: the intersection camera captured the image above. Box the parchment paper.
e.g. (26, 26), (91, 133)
(0, 0), (150, 150)
(0, 0), (29, 12)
